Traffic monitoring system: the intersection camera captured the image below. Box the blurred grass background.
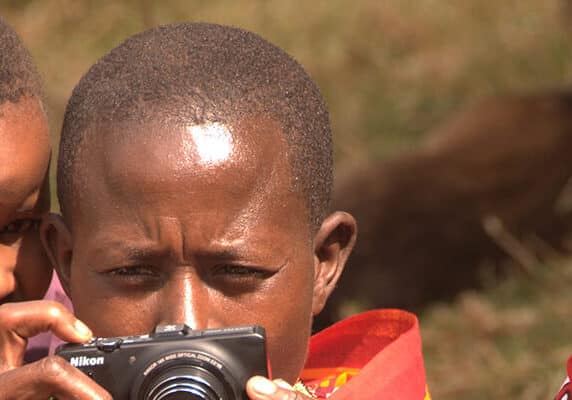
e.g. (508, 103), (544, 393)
(3, 0), (572, 397)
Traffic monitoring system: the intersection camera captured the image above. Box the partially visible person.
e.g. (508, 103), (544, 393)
(0, 16), (70, 362)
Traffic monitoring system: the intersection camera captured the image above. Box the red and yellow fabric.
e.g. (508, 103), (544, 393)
(301, 309), (430, 399)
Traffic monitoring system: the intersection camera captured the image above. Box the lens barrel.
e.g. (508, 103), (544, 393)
(140, 365), (230, 400)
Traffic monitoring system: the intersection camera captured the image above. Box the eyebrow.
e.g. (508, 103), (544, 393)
(197, 239), (271, 261)
(87, 239), (164, 261)
(93, 241), (279, 271)
(88, 238), (244, 259)
(219, 249), (246, 259)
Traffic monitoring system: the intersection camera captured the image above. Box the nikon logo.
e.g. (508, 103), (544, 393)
(70, 356), (105, 367)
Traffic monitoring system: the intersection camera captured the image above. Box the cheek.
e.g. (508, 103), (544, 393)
(0, 244), (17, 299)
(11, 233), (52, 301)
(246, 265), (315, 382)
(73, 292), (160, 337)
(69, 268), (158, 336)
(263, 303), (313, 382)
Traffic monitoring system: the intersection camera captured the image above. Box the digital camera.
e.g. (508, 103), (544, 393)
(56, 324), (269, 400)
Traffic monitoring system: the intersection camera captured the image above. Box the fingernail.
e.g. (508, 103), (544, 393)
(74, 319), (92, 338)
(274, 379), (293, 390)
(252, 377), (277, 395)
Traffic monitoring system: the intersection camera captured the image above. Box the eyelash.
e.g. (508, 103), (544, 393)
(214, 264), (268, 278)
(107, 264), (268, 280)
(109, 266), (158, 277)
(0, 218), (40, 235)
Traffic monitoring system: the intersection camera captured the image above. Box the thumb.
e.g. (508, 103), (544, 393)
(246, 376), (313, 399)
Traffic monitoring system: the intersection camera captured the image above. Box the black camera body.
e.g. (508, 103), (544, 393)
(56, 324), (269, 400)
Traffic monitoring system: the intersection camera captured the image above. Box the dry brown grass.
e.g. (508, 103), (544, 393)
(3, 0), (572, 166)
(422, 260), (572, 399)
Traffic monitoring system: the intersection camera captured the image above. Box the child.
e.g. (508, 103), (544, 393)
(0, 16), (72, 362)
(0, 23), (429, 399)
(0, 16), (51, 305)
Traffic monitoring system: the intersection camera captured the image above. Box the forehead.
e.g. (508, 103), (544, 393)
(108, 118), (283, 184)
(0, 98), (49, 208)
(73, 118), (308, 230)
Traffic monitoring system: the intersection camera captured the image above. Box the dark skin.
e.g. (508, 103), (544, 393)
(0, 117), (356, 399)
(0, 97), (52, 304)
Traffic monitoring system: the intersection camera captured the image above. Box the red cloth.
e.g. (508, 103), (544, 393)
(302, 309), (430, 399)
(554, 355), (572, 400)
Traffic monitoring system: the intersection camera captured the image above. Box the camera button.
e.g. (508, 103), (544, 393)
(153, 324), (189, 337)
(96, 338), (123, 352)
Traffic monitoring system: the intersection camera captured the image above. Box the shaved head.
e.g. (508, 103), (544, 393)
(58, 22), (333, 230)
(0, 17), (48, 202)
(0, 17), (43, 106)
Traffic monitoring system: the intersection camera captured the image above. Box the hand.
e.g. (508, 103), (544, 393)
(247, 376), (314, 400)
(0, 300), (112, 399)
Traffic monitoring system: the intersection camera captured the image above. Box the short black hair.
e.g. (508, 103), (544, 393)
(0, 17), (43, 105)
(58, 22), (332, 229)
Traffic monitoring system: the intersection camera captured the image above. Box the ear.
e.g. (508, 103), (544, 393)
(311, 211), (357, 315)
(40, 212), (73, 298)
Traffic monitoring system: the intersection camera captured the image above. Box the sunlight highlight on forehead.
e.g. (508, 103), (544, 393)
(185, 123), (234, 166)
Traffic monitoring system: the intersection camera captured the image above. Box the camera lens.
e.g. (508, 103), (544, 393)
(141, 365), (230, 400)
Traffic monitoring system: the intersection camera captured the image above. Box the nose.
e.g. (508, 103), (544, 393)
(0, 243), (18, 299)
(156, 270), (212, 330)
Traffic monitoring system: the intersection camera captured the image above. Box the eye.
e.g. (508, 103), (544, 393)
(110, 266), (157, 276)
(209, 264), (274, 296)
(105, 265), (162, 287)
(213, 264), (269, 279)
(0, 218), (40, 235)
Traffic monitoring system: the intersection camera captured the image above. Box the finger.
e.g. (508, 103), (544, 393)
(0, 270), (16, 300)
(0, 300), (91, 341)
(0, 355), (112, 400)
(0, 301), (91, 370)
(247, 376), (311, 400)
